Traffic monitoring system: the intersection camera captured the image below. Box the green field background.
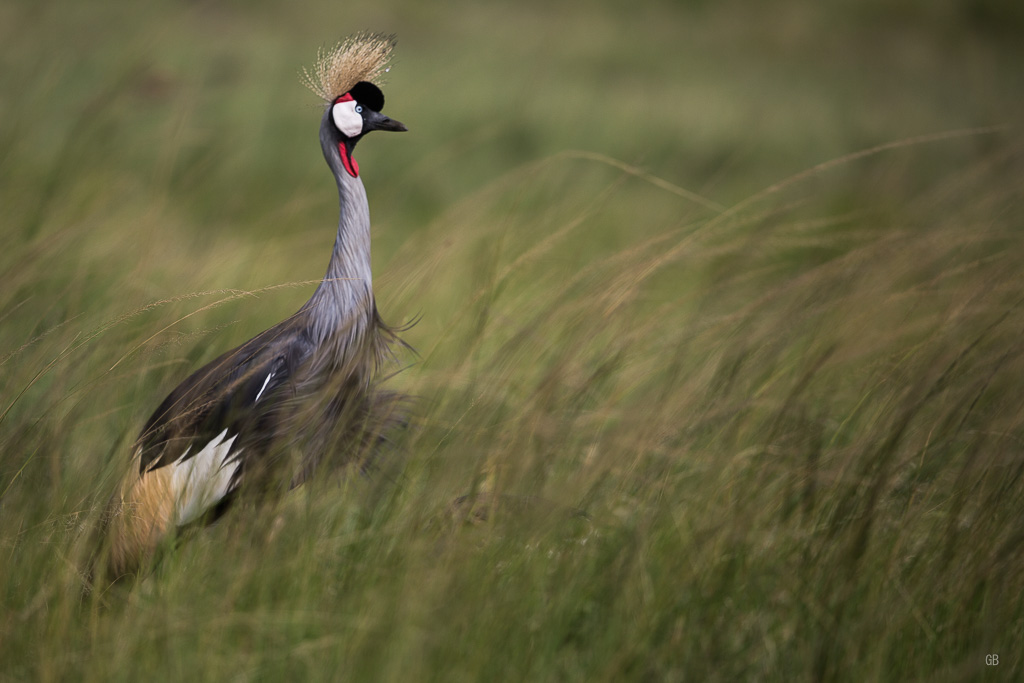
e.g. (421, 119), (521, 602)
(2, 0), (1024, 680)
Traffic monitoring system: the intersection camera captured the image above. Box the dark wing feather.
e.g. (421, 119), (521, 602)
(136, 316), (314, 474)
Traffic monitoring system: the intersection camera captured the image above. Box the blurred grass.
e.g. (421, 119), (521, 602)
(3, 0), (1024, 680)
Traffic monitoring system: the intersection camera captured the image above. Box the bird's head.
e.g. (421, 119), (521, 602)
(304, 33), (406, 180)
(325, 80), (407, 179)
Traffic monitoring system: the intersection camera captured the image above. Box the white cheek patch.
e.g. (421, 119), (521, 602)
(332, 100), (363, 138)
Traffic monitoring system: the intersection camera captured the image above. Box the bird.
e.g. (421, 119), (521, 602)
(99, 33), (410, 580)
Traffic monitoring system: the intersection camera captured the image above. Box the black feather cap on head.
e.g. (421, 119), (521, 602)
(348, 81), (385, 112)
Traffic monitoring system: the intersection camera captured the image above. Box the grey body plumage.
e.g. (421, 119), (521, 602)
(138, 108), (400, 476)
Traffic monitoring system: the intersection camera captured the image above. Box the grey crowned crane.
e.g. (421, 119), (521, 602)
(101, 34), (409, 579)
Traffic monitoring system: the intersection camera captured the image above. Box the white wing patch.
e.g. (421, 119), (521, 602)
(254, 371), (274, 403)
(169, 428), (241, 526)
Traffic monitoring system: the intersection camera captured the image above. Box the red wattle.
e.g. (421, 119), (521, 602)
(338, 142), (359, 178)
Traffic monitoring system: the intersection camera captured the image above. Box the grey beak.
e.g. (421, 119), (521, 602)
(367, 110), (407, 132)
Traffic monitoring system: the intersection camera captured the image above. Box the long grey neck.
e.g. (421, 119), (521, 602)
(304, 133), (374, 349)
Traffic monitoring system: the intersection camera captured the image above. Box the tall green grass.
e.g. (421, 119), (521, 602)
(5, 134), (1023, 681)
(3, 0), (1024, 680)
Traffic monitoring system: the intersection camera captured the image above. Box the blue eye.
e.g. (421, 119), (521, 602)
(355, 105), (363, 114)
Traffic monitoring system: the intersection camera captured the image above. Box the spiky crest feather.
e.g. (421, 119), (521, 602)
(302, 32), (395, 102)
